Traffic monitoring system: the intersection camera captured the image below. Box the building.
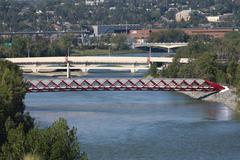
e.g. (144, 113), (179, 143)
(182, 28), (234, 38)
(85, 0), (105, 6)
(175, 10), (192, 22)
(128, 29), (163, 43)
(128, 28), (236, 42)
(207, 13), (234, 23)
(206, 16), (221, 23)
(92, 24), (142, 37)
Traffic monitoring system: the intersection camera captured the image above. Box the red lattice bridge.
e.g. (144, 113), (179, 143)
(26, 78), (225, 93)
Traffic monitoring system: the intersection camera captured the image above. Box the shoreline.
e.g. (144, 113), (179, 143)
(179, 88), (238, 111)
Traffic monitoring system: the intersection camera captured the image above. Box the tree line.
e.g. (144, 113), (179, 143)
(0, 33), (131, 58)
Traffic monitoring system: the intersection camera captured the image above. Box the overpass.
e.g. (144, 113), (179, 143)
(132, 42), (188, 53)
(4, 56), (189, 64)
(3, 56), (189, 77)
(26, 78), (225, 93)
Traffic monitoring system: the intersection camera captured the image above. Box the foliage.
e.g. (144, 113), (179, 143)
(176, 40), (211, 58)
(148, 30), (189, 43)
(0, 61), (33, 148)
(110, 34), (129, 50)
(226, 58), (238, 85)
(0, 61), (87, 159)
(160, 31), (240, 85)
(0, 34), (76, 57)
(146, 62), (160, 78)
(1, 118), (83, 160)
(25, 118), (82, 160)
(189, 11), (208, 27)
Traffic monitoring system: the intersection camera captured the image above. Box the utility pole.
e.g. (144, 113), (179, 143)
(28, 46), (30, 58)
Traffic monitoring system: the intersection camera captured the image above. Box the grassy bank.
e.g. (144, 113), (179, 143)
(72, 49), (146, 56)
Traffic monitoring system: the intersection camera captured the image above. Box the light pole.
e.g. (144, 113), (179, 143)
(68, 47), (70, 57)
(109, 45), (111, 57)
(27, 42), (30, 58)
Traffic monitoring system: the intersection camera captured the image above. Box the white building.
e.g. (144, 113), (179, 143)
(207, 13), (233, 23)
(175, 10), (192, 22)
(85, 0), (105, 6)
(206, 16), (221, 22)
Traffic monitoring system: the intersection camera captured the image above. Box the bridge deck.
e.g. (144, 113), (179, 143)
(26, 78), (225, 93)
(3, 56), (189, 64)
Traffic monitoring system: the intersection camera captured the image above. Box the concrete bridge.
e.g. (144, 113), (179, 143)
(4, 56), (189, 65)
(0, 30), (91, 36)
(132, 42), (188, 52)
(20, 64), (151, 73)
(2, 56), (189, 77)
(26, 78), (225, 93)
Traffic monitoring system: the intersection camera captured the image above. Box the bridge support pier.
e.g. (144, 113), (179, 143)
(32, 64), (39, 73)
(66, 62), (71, 78)
(130, 64), (138, 73)
(130, 69), (136, 73)
(80, 63), (89, 73)
(81, 68), (89, 73)
(167, 48), (171, 53)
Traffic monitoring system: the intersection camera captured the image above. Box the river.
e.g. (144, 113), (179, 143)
(24, 53), (240, 160)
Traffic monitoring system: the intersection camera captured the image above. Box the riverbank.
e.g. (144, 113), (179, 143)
(179, 87), (238, 111)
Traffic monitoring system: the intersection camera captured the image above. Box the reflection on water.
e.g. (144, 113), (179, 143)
(25, 91), (240, 160)
(205, 106), (233, 121)
(24, 71), (146, 80)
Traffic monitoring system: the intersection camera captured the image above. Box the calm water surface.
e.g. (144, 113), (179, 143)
(24, 67), (240, 160)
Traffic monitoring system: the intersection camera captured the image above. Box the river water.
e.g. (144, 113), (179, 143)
(24, 53), (240, 160)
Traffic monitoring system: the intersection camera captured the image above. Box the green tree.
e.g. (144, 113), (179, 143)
(193, 53), (219, 81)
(147, 63), (160, 78)
(110, 34), (129, 50)
(0, 61), (34, 148)
(1, 124), (26, 159)
(148, 30), (189, 43)
(10, 36), (29, 57)
(161, 57), (181, 78)
(57, 34), (75, 54)
(0, 61), (87, 160)
(226, 58), (238, 85)
(189, 11), (208, 27)
(25, 118), (82, 160)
